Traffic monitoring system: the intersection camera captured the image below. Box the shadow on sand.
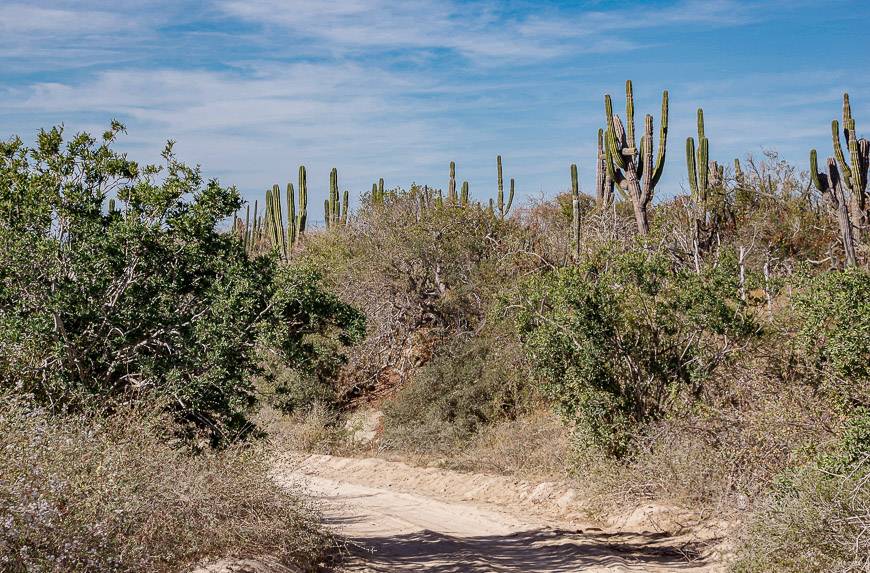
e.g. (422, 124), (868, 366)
(326, 516), (714, 572)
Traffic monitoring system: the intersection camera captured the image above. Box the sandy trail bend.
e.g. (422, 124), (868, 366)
(275, 454), (718, 573)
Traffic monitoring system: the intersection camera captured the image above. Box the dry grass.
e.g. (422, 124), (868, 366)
(730, 459), (870, 572)
(0, 397), (331, 573)
(256, 402), (358, 456)
(449, 410), (575, 481)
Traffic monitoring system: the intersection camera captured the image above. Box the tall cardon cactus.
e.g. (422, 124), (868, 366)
(603, 80), (668, 235)
(325, 167), (348, 228)
(810, 93), (869, 267)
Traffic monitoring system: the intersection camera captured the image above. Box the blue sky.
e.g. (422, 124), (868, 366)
(2, 0), (869, 217)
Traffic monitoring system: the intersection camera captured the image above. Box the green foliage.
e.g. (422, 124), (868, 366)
(513, 248), (759, 457)
(259, 264), (365, 412)
(0, 125), (362, 444)
(794, 268), (870, 398)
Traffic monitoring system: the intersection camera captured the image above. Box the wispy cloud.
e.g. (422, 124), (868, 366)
(0, 0), (868, 206)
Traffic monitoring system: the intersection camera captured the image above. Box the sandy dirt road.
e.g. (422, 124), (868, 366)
(275, 454), (720, 573)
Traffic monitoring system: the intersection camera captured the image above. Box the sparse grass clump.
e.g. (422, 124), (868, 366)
(0, 398), (330, 573)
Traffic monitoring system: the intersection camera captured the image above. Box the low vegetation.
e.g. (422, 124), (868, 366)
(0, 396), (330, 572)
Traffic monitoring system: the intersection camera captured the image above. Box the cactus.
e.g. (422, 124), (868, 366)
(809, 93), (869, 267)
(570, 163), (581, 258)
(686, 109), (726, 213)
(461, 181), (469, 207)
(831, 93), (869, 240)
(243, 204), (251, 251)
(372, 177), (385, 204)
(108, 198), (116, 214)
(295, 165), (308, 243)
(595, 129), (614, 208)
(325, 167), (348, 228)
(603, 80), (668, 234)
(811, 150), (858, 267)
(496, 156), (515, 219)
(251, 200), (259, 249)
(265, 184), (288, 259)
(448, 161), (457, 205)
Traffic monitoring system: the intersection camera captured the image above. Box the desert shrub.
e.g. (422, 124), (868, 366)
(732, 412), (870, 573)
(301, 187), (538, 393)
(513, 247), (760, 457)
(381, 330), (536, 455)
(794, 267), (870, 407)
(0, 125), (362, 443)
(0, 397), (330, 573)
(259, 264), (366, 413)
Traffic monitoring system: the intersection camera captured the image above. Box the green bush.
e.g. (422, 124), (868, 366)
(0, 125), (362, 443)
(794, 268), (870, 406)
(513, 247), (759, 457)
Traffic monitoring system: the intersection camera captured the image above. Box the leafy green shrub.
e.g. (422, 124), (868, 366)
(794, 268), (870, 406)
(259, 264), (365, 413)
(382, 331), (535, 455)
(513, 247), (759, 457)
(0, 125), (362, 443)
(0, 397), (330, 572)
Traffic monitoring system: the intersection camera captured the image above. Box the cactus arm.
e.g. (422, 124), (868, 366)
(640, 115), (654, 204)
(596, 128), (606, 205)
(848, 135), (864, 192)
(461, 181), (469, 207)
(506, 178), (515, 215)
(609, 118), (628, 171)
(287, 183), (296, 247)
(810, 149), (830, 193)
(298, 168), (307, 236)
(449, 161), (456, 204)
(570, 164), (580, 258)
(651, 90), (668, 187)
(342, 189), (349, 225)
(698, 138), (709, 202)
(571, 163), (579, 197)
(832, 120), (854, 187)
(243, 203), (250, 251)
(686, 137), (698, 199)
(252, 200), (259, 245)
(625, 80), (636, 150)
(497, 155), (504, 216)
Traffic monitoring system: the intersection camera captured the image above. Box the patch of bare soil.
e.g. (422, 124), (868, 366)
(273, 454), (728, 572)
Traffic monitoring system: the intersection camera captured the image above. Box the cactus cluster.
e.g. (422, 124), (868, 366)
(372, 178), (386, 205)
(603, 80), (669, 235)
(810, 93), (869, 267)
(686, 109), (724, 209)
(325, 167), (349, 228)
(444, 161), (470, 208)
(238, 166), (308, 259)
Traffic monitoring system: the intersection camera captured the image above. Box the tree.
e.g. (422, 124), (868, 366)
(0, 124), (363, 444)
